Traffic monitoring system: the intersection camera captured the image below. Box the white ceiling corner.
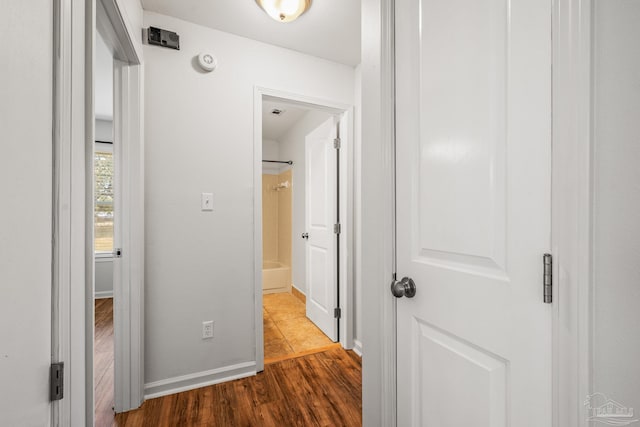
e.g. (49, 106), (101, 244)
(262, 100), (310, 141)
(140, 0), (361, 67)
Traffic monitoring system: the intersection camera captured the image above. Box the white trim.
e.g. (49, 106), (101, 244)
(112, 60), (145, 414)
(353, 339), (363, 357)
(95, 291), (114, 299)
(52, 0), (89, 425)
(95, 253), (114, 261)
(144, 362), (257, 400)
(253, 86), (355, 370)
(360, 0), (396, 426)
(552, 1), (593, 426)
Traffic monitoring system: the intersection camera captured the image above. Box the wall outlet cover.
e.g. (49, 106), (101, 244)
(202, 320), (214, 339)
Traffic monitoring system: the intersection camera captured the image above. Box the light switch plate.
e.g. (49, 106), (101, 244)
(201, 193), (213, 211)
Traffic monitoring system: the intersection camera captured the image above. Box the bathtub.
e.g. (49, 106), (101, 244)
(262, 261), (291, 294)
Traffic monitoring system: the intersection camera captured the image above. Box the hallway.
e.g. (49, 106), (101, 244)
(95, 297), (361, 426)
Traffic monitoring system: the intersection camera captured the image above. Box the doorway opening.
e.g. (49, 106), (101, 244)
(254, 89), (355, 370)
(261, 99), (341, 363)
(89, 0), (145, 423)
(93, 27), (116, 425)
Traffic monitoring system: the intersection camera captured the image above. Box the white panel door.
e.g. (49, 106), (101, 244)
(395, 0), (552, 425)
(305, 118), (338, 342)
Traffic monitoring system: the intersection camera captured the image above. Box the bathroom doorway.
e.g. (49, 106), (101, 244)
(255, 90), (355, 368)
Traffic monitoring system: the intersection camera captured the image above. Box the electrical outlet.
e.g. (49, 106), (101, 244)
(202, 320), (214, 339)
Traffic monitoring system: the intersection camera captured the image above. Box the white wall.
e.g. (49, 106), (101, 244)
(95, 258), (114, 298)
(143, 11), (355, 390)
(96, 119), (114, 142)
(592, 1), (640, 411)
(262, 139), (281, 175)
(278, 110), (333, 296)
(0, 1), (52, 425)
(95, 32), (114, 120)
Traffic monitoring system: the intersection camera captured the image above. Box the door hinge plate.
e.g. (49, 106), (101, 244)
(334, 307), (341, 319)
(334, 138), (341, 149)
(334, 223), (341, 234)
(543, 253), (552, 303)
(50, 362), (64, 401)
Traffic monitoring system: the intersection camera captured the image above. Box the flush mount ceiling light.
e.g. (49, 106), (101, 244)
(255, 0), (312, 23)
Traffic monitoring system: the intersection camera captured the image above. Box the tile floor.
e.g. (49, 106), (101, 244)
(263, 292), (336, 363)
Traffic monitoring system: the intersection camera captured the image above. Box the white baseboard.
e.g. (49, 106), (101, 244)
(94, 290), (113, 299)
(292, 284), (305, 295)
(353, 339), (363, 357)
(144, 361), (256, 400)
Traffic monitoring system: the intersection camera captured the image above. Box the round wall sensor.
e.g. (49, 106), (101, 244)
(197, 53), (217, 72)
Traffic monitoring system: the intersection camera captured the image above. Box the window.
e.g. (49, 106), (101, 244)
(95, 142), (114, 253)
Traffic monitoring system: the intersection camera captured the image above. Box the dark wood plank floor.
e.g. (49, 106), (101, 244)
(95, 298), (115, 427)
(115, 349), (361, 427)
(95, 299), (362, 426)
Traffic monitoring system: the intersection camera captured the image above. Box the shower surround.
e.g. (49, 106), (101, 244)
(262, 169), (292, 293)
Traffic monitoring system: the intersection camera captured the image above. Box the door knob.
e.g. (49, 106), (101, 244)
(301, 232), (309, 239)
(391, 277), (416, 298)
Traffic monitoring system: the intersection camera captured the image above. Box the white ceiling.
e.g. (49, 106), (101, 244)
(262, 100), (310, 140)
(140, 0), (361, 67)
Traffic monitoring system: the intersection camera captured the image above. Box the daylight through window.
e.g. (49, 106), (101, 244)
(95, 147), (114, 253)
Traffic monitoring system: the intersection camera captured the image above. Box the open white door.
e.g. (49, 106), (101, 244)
(394, 0), (552, 425)
(305, 118), (338, 342)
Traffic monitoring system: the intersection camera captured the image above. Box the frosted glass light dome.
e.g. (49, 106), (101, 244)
(255, 0), (312, 23)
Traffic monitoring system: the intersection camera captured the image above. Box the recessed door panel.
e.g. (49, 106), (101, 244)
(415, 0), (507, 276)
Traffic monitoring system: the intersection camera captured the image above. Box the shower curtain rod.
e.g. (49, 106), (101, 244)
(262, 160), (293, 165)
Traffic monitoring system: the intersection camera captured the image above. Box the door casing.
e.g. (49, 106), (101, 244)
(253, 87), (354, 372)
(552, 0), (596, 425)
(52, 0), (145, 424)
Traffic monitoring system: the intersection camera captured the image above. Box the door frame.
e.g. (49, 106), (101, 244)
(52, 0), (90, 424)
(551, 0), (593, 425)
(360, 0), (397, 426)
(96, 0), (146, 415)
(253, 86), (354, 372)
(52, 0), (144, 424)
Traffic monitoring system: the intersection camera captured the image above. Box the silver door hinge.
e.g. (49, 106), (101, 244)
(334, 223), (341, 234)
(334, 138), (341, 149)
(543, 253), (552, 303)
(114, 248), (122, 258)
(334, 307), (341, 319)
(50, 362), (64, 401)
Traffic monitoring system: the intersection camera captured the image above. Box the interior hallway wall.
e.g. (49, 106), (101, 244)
(0, 1), (53, 424)
(592, 0), (640, 411)
(143, 11), (355, 389)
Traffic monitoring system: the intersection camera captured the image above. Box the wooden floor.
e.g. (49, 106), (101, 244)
(95, 297), (362, 427)
(95, 298), (115, 427)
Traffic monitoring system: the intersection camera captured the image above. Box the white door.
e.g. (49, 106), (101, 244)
(305, 118), (338, 341)
(395, 0), (552, 425)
